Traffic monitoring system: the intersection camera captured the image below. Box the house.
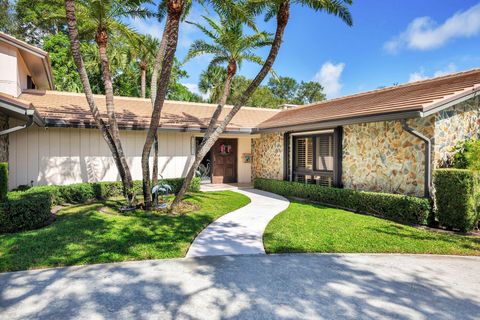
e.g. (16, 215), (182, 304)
(0, 32), (479, 197)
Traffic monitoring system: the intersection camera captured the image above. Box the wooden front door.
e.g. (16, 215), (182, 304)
(212, 138), (237, 184)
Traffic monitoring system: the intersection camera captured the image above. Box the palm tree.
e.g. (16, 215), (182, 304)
(199, 65), (226, 103)
(136, 34), (160, 98)
(171, 0), (353, 210)
(65, 0), (153, 201)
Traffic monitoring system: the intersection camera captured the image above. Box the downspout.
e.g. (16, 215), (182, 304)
(400, 119), (431, 198)
(0, 112), (35, 136)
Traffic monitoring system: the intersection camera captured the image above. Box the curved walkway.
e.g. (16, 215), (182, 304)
(186, 189), (290, 257)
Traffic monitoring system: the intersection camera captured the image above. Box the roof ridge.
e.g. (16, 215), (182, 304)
(289, 67), (480, 112)
(21, 89), (281, 112)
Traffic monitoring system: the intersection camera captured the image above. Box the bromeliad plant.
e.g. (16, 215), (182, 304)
(152, 175), (173, 209)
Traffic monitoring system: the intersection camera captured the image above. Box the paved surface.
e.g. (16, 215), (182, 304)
(186, 188), (290, 257)
(1, 254), (479, 320)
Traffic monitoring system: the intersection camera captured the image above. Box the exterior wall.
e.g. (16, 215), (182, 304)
(252, 132), (284, 180)
(0, 113), (8, 162)
(237, 136), (252, 183)
(8, 127), (253, 189)
(434, 96), (480, 167)
(342, 117), (434, 196)
(8, 126), (196, 189)
(0, 43), (30, 97)
(0, 42), (18, 97)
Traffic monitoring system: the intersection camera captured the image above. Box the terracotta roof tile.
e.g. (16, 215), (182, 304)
(258, 68), (480, 130)
(19, 90), (280, 131)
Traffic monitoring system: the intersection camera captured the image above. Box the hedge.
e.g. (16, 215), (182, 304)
(23, 177), (201, 205)
(254, 178), (431, 225)
(434, 169), (479, 232)
(0, 162), (7, 202)
(0, 188), (53, 233)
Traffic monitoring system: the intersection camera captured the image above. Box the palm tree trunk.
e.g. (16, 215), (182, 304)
(65, 0), (133, 197)
(150, 26), (168, 189)
(96, 27), (134, 199)
(171, 1), (291, 210)
(140, 65), (147, 99)
(142, 0), (183, 209)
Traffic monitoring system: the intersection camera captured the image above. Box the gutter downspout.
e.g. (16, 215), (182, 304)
(0, 112), (35, 136)
(400, 119), (431, 198)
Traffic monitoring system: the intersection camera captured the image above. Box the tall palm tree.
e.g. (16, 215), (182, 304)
(65, 0), (153, 200)
(172, 0), (353, 210)
(136, 34), (160, 98)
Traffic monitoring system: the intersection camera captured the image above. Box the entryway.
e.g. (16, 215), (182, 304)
(196, 137), (238, 184)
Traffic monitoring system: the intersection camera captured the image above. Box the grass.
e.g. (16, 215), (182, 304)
(0, 191), (250, 272)
(264, 201), (480, 255)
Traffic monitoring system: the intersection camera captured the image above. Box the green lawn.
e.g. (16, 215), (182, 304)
(264, 201), (480, 255)
(0, 191), (250, 272)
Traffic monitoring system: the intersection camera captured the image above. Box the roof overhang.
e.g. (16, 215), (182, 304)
(0, 95), (44, 126)
(43, 118), (254, 134)
(0, 32), (54, 90)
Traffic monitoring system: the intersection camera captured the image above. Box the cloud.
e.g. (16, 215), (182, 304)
(182, 83), (209, 100)
(408, 63), (457, 83)
(384, 4), (480, 53)
(313, 62), (345, 98)
(130, 18), (164, 39)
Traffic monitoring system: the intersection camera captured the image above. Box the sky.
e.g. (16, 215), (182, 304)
(128, 0), (480, 100)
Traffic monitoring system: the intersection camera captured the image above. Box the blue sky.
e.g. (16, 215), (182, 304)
(129, 0), (480, 99)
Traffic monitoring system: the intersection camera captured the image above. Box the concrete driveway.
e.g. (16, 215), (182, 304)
(1, 254), (479, 319)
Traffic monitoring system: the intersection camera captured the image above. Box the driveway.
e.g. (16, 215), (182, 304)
(1, 254), (479, 319)
(187, 189), (290, 257)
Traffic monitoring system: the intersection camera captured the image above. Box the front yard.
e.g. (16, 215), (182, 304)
(0, 191), (250, 272)
(264, 201), (480, 255)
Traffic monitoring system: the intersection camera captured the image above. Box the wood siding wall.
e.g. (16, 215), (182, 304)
(8, 125), (253, 189)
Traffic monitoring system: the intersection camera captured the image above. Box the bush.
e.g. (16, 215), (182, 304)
(254, 178), (431, 225)
(434, 169), (479, 232)
(451, 139), (480, 170)
(0, 189), (52, 233)
(0, 162), (8, 202)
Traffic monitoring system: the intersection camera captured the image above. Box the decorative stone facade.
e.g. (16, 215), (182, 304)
(434, 96), (480, 167)
(252, 133), (284, 180)
(0, 113), (8, 162)
(342, 117), (434, 196)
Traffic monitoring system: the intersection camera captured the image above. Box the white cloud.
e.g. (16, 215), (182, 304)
(182, 83), (209, 100)
(384, 4), (480, 53)
(408, 63), (457, 83)
(130, 18), (164, 39)
(313, 62), (345, 98)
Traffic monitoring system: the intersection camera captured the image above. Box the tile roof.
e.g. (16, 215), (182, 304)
(19, 90), (280, 131)
(258, 68), (480, 130)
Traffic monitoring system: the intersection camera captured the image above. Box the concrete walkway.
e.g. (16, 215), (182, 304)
(186, 189), (290, 257)
(1, 254), (479, 320)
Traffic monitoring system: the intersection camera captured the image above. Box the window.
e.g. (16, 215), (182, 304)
(293, 133), (335, 187)
(27, 75), (35, 90)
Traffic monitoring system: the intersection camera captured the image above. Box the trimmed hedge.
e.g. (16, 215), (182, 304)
(0, 162), (8, 202)
(0, 188), (53, 233)
(254, 178), (431, 225)
(434, 169), (479, 232)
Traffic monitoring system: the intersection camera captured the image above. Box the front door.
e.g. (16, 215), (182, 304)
(212, 138), (237, 184)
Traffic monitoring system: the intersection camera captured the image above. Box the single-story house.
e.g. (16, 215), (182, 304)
(0, 32), (479, 197)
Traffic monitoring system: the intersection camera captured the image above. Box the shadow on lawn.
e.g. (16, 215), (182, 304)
(1, 254), (479, 319)
(0, 193), (234, 272)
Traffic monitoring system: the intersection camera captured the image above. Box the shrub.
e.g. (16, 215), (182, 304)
(0, 162), (8, 202)
(0, 189), (52, 233)
(434, 169), (479, 232)
(254, 178), (431, 225)
(451, 139), (480, 170)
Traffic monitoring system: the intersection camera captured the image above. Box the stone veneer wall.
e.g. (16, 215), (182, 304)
(434, 96), (480, 167)
(252, 132), (284, 180)
(342, 117), (434, 196)
(0, 113), (8, 162)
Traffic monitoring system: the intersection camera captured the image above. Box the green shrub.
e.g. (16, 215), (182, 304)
(0, 162), (8, 202)
(0, 189), (52, 233)
(451, 139), (480, 170)
(254, 178), (431, 225)
(433, 169), (480, 232)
